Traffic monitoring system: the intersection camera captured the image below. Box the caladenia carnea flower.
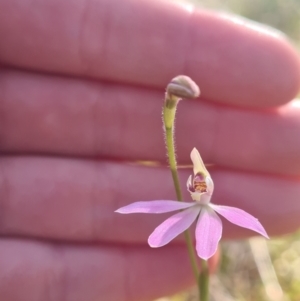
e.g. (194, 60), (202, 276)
(116, 148), (268, 260)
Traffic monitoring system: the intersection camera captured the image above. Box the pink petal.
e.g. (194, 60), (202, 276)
(115, 200), (195, 214)
(148, 206), (200, 247)
(195, 207), (222, 260)
(210, 204), (269, 238)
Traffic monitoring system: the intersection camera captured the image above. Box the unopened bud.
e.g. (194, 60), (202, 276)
(166, 75), (200, 99)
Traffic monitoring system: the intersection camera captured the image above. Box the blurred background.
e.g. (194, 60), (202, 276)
(155, 1), (300, 301)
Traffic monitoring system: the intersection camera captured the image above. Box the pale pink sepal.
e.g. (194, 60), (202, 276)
(148, 206), (201, 247)
(115, 200), (195, 214)
(210, 204), (269, 239)
(195, 207), (222, 260)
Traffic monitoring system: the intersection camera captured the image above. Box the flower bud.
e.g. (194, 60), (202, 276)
(167, 75), (200, 99)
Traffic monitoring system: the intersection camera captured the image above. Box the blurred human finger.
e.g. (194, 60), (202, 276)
(0, 0), (299, 106)
(1, 70), (300, 175)
(0, 239), (194, 301)
(0, 156), (298, 242)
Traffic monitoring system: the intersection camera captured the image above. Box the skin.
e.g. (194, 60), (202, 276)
(0, 0), (300, 300)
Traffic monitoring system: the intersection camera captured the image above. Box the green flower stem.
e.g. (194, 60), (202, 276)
(163, 76), (208, 301)
(163, 98), (199, 283)
(199, 259), (209, 301)
(165, 127), (183, 202)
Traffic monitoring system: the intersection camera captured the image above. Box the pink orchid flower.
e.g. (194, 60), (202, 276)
(116, 148), (268, 260)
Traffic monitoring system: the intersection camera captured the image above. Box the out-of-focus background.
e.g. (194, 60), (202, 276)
(192, 0), (300, 45)
(155, 1), (300, 301)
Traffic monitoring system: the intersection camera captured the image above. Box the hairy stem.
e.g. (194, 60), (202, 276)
(163, 76), (208, 301)
(163, 100), (199, 283)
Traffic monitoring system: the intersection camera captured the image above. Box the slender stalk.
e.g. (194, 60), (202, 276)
(165, 127), (183, 201)
(184, 229), (200, 282)
(163, 101), (199, 283)
(163, 76), (209, 301)
(199, 259), (209, 301)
